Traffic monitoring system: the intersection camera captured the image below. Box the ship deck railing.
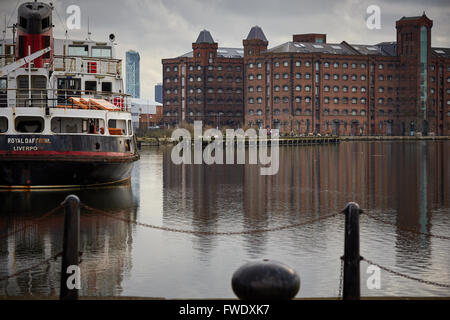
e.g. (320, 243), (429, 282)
(53, 55), (122, 77)
(0, 88), (131, 112)
(1, 54), (121, 76)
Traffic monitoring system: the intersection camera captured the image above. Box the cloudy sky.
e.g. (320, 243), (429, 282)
(2, 0), (449, 99)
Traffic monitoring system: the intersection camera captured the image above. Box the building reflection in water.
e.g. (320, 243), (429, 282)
(162, 141), (449, 269)
(0, 181), (138, 297)
(1, 142), (448, 297)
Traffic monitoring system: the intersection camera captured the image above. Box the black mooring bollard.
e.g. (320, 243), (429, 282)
(232, 259), (300, 300)
(341, 202), (363, 300)
(60, 195), (80, 300)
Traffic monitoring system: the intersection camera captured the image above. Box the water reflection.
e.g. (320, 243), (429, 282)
(162, 142), (448, 233)
(161, 141), (449, 297)
(0, 183), (138, 297)
(0, 141), (449, 298)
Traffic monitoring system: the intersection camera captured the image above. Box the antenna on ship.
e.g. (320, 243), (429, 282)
(87, 16), (92, 40)
(7, 23), (16, 50)
(2, 15), (6, 42)
(51, 1), (70, 44)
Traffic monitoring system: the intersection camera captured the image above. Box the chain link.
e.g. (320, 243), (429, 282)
(364, 213), (450, 240)
(0, 204), (63, 240)
(362, 257), (450, 288)
(81, 203), (340, 236)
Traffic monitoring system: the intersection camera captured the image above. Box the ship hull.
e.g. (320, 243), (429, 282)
(0, 134), (139, 190)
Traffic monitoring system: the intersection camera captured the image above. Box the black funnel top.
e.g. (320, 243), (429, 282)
(18, 2), (53, 34)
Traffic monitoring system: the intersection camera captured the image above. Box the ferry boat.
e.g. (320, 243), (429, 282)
(0, 1), (139, 190)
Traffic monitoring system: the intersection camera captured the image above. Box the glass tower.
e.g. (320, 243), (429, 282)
(155, 83), (162, 103)
(126, 51), (140, 98)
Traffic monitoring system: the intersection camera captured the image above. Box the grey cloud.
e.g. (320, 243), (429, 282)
(1, 0), (449, 99)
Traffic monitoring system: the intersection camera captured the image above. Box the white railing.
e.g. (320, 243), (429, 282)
(53, 55), (122, 76)
(0, 88), (131, 112)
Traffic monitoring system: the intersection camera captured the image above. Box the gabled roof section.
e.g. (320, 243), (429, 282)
(346, 43), (395, 56)
(266, 42), (359, 55)
(246, 26), (268, 42)
(399, 15), (423, 21)
(265, 41), (398, 57)
(216, 47), (244, 58)
(376, 42), (397, 56)
(178, 47), (244, 59)
(195, 30), (215, 44)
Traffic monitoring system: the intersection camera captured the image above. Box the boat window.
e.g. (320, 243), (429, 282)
(0, 117), (8, 133)
(108, 119), (126, 135)
(92, 46), (112, 58)
(68, 45), (89, 57)
(16, 75), (47, 108)
(85, 81), (97, 93)
(57, 78), (81, 103)
(101, 82), (112, 92)
(15, 117), (44, 133)
(128, 120), (132, 136)
(19, 16), (27, 29)
(43, 36), (50, 58)
(5, 44), (14, 56)
(41, 17), (50, 30)
(51, 117), (105, 134)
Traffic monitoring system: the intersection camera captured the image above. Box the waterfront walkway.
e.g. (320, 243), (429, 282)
(137, 135), (450, 147)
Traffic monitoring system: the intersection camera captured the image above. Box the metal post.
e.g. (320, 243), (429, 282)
(60, 195), (80, 300)
(342, 202), (363, 300)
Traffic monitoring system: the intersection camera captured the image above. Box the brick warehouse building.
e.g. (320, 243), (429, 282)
(162, 13), (450, 135)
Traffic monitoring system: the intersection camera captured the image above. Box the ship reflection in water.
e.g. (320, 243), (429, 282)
(0, 141), (449, 298)
(0, 179), (138, 297)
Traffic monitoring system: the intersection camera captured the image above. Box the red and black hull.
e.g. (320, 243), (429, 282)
(0, 134), (139, 189)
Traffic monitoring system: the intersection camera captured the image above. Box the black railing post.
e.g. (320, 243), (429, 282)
(342, 202), (363, 300)
(60, 195), (80, 300)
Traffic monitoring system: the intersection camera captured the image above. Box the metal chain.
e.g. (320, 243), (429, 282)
(0, 252), (63, 282)
(338, 257), (344, 299)
(81, 203), (340, 236)
(362, 257), (450, 288)
(364, 213), (450, 240)
(0, 204), (63, 240)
